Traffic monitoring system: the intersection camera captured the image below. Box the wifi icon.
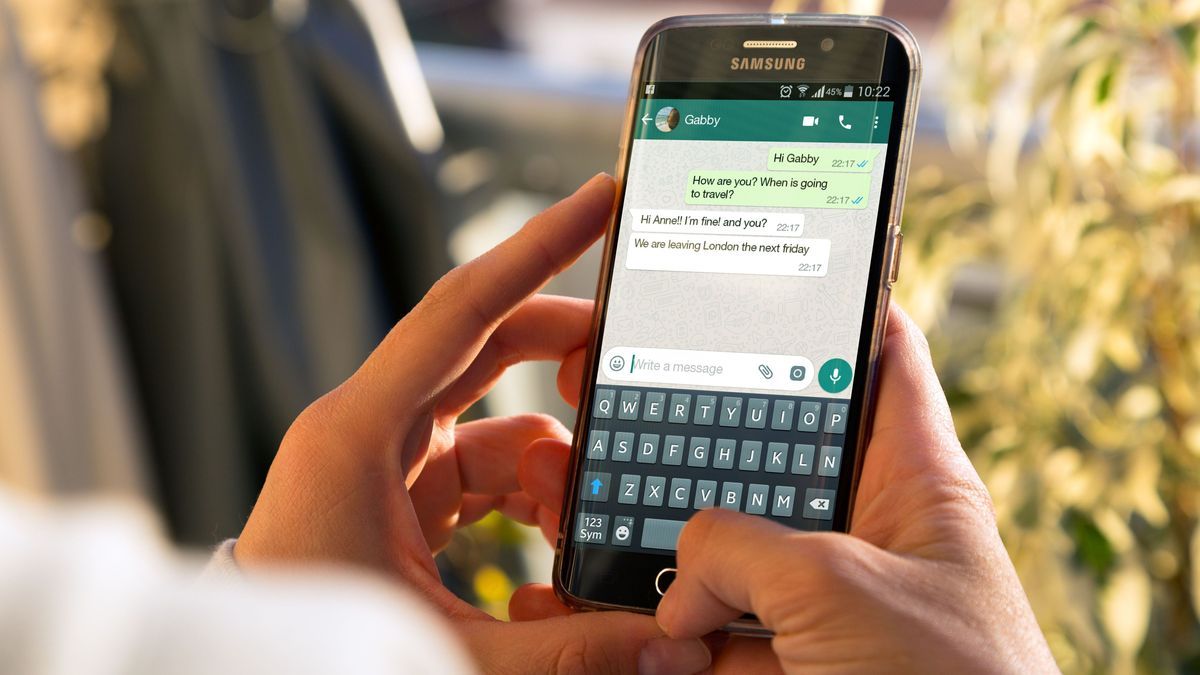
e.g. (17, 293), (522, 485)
(796, 84), (810, 98)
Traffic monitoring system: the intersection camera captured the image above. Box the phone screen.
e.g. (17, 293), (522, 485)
(560, 21), (916, 612)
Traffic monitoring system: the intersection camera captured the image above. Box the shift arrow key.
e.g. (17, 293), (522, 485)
(581, 472), (611, 502)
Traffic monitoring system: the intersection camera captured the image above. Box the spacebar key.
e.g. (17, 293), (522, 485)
(640, 518), (687, 550)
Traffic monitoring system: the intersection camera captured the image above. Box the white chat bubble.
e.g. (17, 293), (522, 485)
(625, 233), (829, 277)
(631, 209), (804, 237)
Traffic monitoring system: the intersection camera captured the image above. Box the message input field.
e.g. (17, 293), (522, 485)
(602, 347), (815, 392)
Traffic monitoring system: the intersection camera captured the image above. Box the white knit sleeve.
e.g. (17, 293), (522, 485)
(201, 538), (241, 581)
(0, 490), (477, 675)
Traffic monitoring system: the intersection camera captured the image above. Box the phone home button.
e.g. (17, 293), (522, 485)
(654, 568), (677, 596)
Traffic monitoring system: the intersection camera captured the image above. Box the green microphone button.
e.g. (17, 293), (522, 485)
(818, 358), (852, 393)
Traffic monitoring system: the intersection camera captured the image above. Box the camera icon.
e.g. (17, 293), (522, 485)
(609, 355), (626, 372)
(789, 365), (807, 381)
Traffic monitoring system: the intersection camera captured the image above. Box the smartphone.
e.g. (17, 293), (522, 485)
(555, 14), (921, 625)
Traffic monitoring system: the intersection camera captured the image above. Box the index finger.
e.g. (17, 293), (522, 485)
(855, 304), (987, 511)
(345, 174), (614, 422)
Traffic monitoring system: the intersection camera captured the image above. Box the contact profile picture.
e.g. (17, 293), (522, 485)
(654, 106), (680, 132)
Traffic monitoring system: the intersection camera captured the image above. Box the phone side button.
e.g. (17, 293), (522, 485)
(654, 567), (678, 596)
(888, 232), (904, 284)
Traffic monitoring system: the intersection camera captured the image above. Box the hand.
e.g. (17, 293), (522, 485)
(235, 175), (711, 675)
(517, 306), (1057, 674)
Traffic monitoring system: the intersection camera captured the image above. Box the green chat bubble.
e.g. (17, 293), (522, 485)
(767, 148), (878, 173)
(686, 171), (871, 209)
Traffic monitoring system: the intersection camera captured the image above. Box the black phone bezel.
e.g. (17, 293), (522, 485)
(555, 16), (919, 617)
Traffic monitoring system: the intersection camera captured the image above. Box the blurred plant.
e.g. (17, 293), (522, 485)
(5, 0), (115, 148)
(894, 1), (1200, 672)
(442, 511), (529, 620)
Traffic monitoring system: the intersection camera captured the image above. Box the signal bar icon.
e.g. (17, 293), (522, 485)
(811, 85), (827, 99)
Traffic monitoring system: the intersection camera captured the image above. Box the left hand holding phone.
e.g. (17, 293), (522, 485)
(235, 174), (712, 675)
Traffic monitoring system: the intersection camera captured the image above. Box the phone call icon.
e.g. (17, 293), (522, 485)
(838, 114), (853, 130)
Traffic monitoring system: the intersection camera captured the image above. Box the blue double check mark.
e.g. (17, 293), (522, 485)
(852, 196), (864, 205)
(856, 159), (869, 168)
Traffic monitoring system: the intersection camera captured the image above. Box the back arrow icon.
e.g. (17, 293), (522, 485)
(641, 114), (653, 126)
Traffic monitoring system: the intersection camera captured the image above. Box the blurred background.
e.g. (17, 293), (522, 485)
(0, 0), (1196, 671)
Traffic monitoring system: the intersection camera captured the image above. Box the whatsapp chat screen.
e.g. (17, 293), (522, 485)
(567, 91), (896, 553)
(598, 95), (894, 400)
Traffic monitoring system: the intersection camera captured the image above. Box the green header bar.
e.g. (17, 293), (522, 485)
(635, 98), (893, 144)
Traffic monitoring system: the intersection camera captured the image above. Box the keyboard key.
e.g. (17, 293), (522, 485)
(791, 444), (815, 475)
(712, 439), (736, 469)
(618, 390), (642, 420)
(643, 391), (666, 422)
(746, 398), (769, 429)
(641, 517), (686, 550)
(693, 480), (717, 508)
(746, 484), (770, 515)
(668, 393), (692, 423)
(581, 472), (610, 502)
(664, 435), (686, 466)
(586, 431), (608, 460)
(803, 488), (836, 520)
(693, 395), (717, 425)
(738, 440), (762, 471)
(593, 389), (615, 419)
(617, 474), (641, 505)
(636, 435), (658, 464)
(575, 513), (609, 543)
(668, 478), (692, 508)
(661, 435), (684, 465)
(798, 401), (821, 432)
(613, 432), (634, 462)
(825, 403), (849, 434)
(686, 437), (709, 467)
(624, 429), (652, 461)
(719, 396), (743, 427)
(765, 442), (788, 473)
(818, 446), (843, 477)
(643, 476), (666, 506)
(771, 486), (796, 517)
(612, 516), (635, 546)
(720, 482), (744, 510)
(771, 399), (795, 430)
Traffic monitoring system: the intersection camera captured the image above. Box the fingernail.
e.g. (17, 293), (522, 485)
(654, 593), (676, 634)
(638, 637), (711, 675)
(576, 172), (611, 192)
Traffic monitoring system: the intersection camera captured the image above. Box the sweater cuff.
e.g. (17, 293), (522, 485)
(202, 538), (241, 581)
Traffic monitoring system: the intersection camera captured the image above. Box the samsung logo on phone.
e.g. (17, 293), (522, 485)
(730, 56), (806, 71)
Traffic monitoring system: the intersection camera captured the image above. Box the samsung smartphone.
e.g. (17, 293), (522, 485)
(555, 14), (920, 624)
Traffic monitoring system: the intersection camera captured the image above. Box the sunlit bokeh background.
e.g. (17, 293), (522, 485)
(0, 0), (1196, 672)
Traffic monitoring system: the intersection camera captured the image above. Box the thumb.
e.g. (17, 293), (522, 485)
(459, 611), (711, 675)
(657, 509), (876, 639)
